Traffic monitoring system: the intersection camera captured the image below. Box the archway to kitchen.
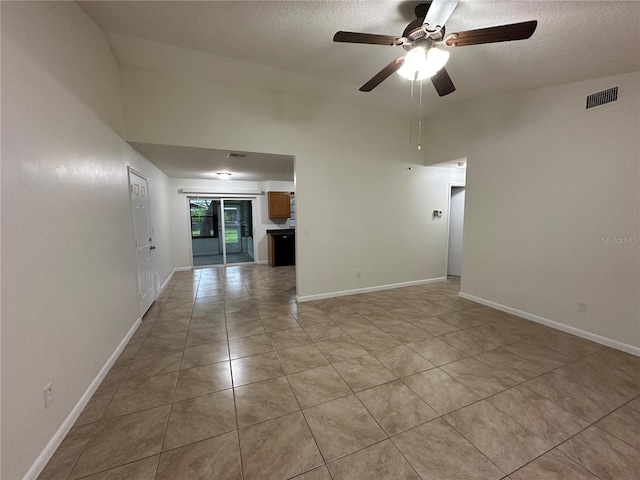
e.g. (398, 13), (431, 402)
(127, 142), (296, 273)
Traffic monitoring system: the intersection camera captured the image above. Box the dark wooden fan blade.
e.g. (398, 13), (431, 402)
(431, 67), (456, 96)
(444, 20), (537, 47)
(360, 57), (405, 92)
(333, 31), (402, 46)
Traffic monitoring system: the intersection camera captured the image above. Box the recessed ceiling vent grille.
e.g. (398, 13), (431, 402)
(586, 87), (618, 109)
(227, 152), (247, 158)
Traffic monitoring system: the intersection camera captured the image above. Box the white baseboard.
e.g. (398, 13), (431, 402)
(256, 260), (268, 265)
(24, 317), (142, 480)
(297, 277), (447, 303)
(158, 269), (176, 293)
(459, 292), (640, 357)
(174, 266), (192, 271)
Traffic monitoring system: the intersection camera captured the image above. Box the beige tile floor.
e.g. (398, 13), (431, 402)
(39, 265), (640, 480)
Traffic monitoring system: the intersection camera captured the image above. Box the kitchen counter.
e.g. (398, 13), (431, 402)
(266, 228), (295, 236)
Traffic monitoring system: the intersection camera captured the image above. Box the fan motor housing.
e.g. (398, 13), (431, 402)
(402, 19), (445, 51)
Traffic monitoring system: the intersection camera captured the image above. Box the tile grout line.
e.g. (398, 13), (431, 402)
(227, 275), (246, 480)
(281, 358), (330, 478)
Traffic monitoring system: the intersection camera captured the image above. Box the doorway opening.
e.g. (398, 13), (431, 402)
(190, 198), (255, 266)
(447, 185), (465, 277)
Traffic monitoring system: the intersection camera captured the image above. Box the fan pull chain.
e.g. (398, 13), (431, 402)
(418, 79), (423, 151)
(409, 78), (415, 145)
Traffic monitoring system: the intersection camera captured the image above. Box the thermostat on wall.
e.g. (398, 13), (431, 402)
(433, 210), (443, 218)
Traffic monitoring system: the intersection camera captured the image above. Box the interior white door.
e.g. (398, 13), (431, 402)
(448, 186), (465, 276)
(129, 168), (155, 315)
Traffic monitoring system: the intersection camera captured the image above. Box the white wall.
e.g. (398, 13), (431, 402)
(0, 3), (173, 478)
(167, 178), (295, 267)
(120, 66), (462, 298)
(424, 72), (640, 352)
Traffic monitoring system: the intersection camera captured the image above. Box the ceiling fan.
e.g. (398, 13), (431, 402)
(333, 0), (537, 95)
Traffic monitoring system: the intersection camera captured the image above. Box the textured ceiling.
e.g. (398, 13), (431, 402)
(129, 143), (294, 181)
(78, 1), (640, 179)
(79, 0), (640, 110)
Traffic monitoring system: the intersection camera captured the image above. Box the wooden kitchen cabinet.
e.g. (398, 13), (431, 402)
(268, 191), (291, 219)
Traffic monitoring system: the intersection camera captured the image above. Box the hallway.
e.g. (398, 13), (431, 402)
(39, 266), (640, 479)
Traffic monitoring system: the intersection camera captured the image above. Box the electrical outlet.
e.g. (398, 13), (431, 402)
(577, 301), (588, 313)
(43, 382), (54, 409)
(303, 229), (310, 237)
(356, 270), (362, 278)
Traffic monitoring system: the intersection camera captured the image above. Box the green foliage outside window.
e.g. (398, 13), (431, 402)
(189, 199), (251, 243)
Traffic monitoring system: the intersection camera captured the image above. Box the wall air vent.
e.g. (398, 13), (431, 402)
(586, 87), (618, 109)
(227, 152), (247, 158)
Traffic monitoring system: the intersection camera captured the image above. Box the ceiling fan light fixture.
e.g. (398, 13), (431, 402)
(427, 47), (450, 72)
(397, 46), (449, 81)
(398, 47), (428, 80)
(334, 0), (537, 95)
(217, 171), (232, 180)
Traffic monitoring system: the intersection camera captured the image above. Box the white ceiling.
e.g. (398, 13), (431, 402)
(129, 142), (294, 181)
(79, 1), (640, 179)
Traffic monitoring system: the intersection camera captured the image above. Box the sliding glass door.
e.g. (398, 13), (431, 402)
(190, 199), (223, 266)
(190, 198), (254, 266)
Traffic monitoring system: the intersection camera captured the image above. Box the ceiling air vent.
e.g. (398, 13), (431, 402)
(227, 152), (247, 158)
(586, 87), (618, 110)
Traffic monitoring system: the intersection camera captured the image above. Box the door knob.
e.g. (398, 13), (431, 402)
(150, 245), (156, 250)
